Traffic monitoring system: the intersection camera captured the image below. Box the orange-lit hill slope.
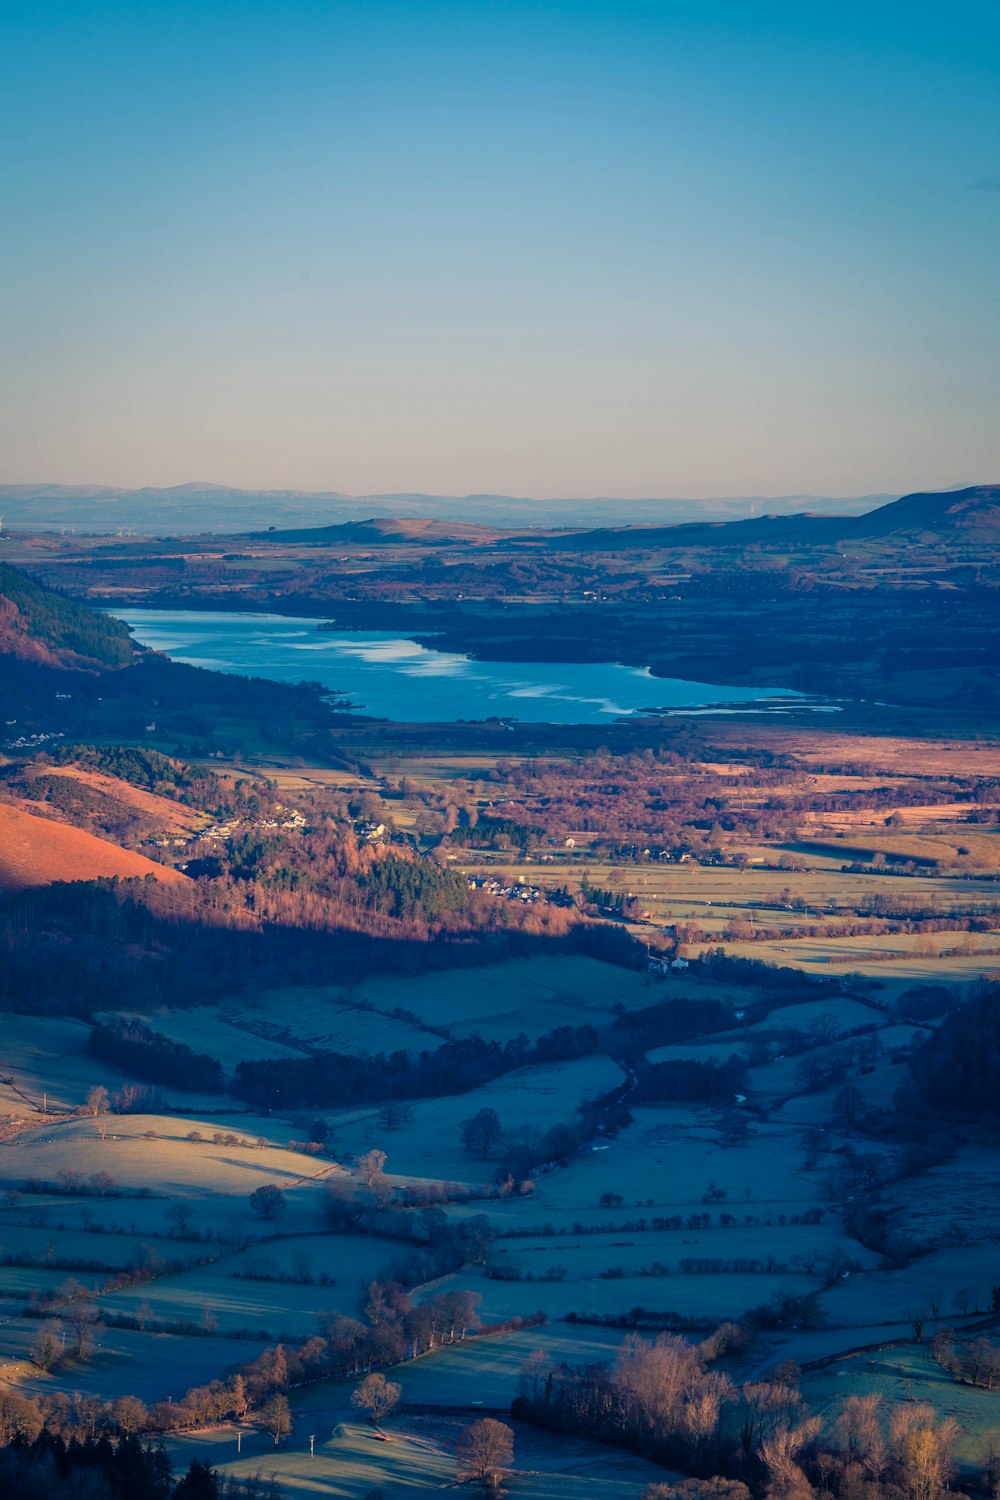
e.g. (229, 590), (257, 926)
(0, 802), (190, 894)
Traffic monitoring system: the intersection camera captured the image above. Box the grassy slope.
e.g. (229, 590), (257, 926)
(0, 802), (190, 893)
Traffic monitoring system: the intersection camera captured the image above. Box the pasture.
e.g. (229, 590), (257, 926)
(325, 1055), (624, 1183)
(322, 954), (657, 1042)
(801, 1343), (1000, 1472)
(96, 1238), (375, 1338)
(165, 1413), (671, 1498)
(14, 1324), (269, 1404)
(714, 932), (1000, 984)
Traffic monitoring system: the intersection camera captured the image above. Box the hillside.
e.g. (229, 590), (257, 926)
(250, 516), (532, 546)
(237, 485), (1000, 555)
(0, 561), (133, 668)
(539, 511), (842, 551)
(2, 761), (204, 841)
(0, 802), (190, 894)
(539, 483), (1000, 552)
(850, 484), (1000, 540)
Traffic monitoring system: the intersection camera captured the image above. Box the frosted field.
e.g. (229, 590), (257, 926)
(125, 954), (662, 1070)
(0, 1012), (235, 1115)
(882, 1142), (1000, 1250)
(325, 1055), (625, 1183)
(423, 1261), (823, 1325)
(639, 993), (891, 1069)
(115, 1006), (314, 1066)
(12, 1323), (268, 1403)
(800, 1344), (1000, 1471)
(518, 1109), (822, 1215)
(166, 1413), (671, 1499)
(125, 997), (436, 1066)
(294, 954), (658, 1042)
(0, 1014), (132, 1113)
(97, 1236), (378, 1337)
(752, 995), (887, 1032)
(488, 1218), (874, 1284)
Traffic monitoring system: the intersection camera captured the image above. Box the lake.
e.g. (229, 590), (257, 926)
(120, 609), (806, 725)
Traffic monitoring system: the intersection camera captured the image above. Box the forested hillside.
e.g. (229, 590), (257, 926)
(0, 562), (134, 668)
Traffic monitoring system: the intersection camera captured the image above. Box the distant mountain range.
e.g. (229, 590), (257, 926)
(0, 481), (896, 534)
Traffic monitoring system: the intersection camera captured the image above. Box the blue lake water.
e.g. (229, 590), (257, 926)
(120, 609), (805, 724)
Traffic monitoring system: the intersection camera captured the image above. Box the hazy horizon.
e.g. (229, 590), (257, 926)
(0, 477), (906, 501)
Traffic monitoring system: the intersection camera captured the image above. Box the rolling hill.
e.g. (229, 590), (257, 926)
(249, 516), (532, 546)
(0, 802), (190, 894)
(534, 483), (1000, 552)
(850, 484), (1000, 541)
(236, 484), (1000, 555)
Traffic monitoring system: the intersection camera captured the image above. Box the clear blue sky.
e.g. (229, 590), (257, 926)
(1, 0), (998, 498)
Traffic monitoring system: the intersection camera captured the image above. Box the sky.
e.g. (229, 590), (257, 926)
(1, 0), (998, 501)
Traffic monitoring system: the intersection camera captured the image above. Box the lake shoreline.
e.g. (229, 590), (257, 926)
(115, 607), (812, 726)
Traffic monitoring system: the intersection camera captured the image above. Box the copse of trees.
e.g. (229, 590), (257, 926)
(447, 815), (546, 851)
(514, 1329), (964, 1500)
(932, 1328), (1000, 1389)
(610, 996), (736, 1053)
(88, 1017), (224, 1094)
(900, 980), (1000, 1122)
(0, 1431), (174, 1500)
(358, 854), (470, 921)
(634, 1055), (748, 1104)
(0, 1431), (280, 1498)
(234, 1022), (601, 1111)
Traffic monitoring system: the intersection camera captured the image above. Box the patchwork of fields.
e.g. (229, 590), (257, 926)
(1, 932), (999, 1496)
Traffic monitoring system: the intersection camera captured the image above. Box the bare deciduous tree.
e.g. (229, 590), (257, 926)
(460, 1108), (503, 1160)
(256, 1393), (291, 1447)
(351, 1372), (402, 1424)
(378, 1101), (414, 1130)
(456, 1418), (514, 1492)
(356, 1148), (387, 1188)
(165, 1201), (197, 1237)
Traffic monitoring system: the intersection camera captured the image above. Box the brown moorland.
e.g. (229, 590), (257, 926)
(8, 763), (204, 837)
(0, 801), (190, 893)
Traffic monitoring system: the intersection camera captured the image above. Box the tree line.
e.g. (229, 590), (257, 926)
(88, 1017), (225, 1093)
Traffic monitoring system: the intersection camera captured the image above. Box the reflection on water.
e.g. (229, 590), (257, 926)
(118, 610), (806, 725)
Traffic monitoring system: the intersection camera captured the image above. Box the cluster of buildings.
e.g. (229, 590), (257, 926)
(153, 806), (308, 850)
(2, 727), (65, 751)
(467, 874), (544, 903)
